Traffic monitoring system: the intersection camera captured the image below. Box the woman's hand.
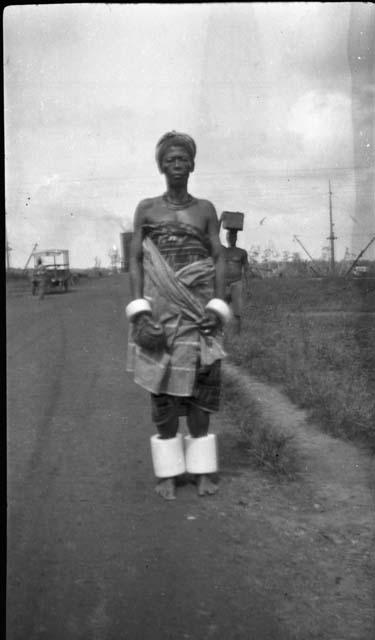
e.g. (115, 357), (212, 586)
(133, 313), (166, 351)
(198, 310), (222, 336)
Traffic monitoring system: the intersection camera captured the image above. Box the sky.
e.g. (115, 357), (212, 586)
(4, 2), (375, 268)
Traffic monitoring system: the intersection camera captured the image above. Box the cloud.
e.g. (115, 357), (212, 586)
(254, 3), (352, 87)
(6, 3), (369, 265)
(287, 90), (353, 166)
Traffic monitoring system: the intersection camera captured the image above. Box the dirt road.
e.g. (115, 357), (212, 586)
(7, 275), (292, 640)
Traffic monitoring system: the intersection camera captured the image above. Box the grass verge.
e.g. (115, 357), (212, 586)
(225, 277), (375, 452)
(221, 365), (299, 478)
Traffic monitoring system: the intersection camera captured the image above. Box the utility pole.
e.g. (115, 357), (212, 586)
(327, 180), (337, 273)
(345, 236), (375, 277)
(23, 243), (38, 272)
(293, 235), (322, 276)
(108, 246), (119, 272)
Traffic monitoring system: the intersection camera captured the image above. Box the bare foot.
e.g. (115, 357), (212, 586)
(155, 478), (176, 501)
(197, 474), (218, 497)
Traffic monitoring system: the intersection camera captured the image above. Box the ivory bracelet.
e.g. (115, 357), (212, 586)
(205, 298), (232, 324)
(125, 298), (152, 320)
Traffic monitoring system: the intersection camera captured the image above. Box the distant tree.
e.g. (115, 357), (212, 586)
(248, 245), (261, 263)
(261, 248), (273, 263)
(292, 251), (302, 263)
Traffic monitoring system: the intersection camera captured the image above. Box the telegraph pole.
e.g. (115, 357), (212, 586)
(327, 180), (337, 273)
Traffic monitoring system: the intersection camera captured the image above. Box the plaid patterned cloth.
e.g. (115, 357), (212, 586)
(127, 222), (226, 397)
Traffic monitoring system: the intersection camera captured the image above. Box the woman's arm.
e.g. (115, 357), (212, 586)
(129, 202), (146, 299)
(206, 203), (225, 300)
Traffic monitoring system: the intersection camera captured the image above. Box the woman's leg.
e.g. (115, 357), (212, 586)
(186, 404), (218, 496)
(151, 394), (180, 500)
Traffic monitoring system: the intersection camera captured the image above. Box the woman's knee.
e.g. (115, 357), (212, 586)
(186, 404), (209, 437)
(151, 393), (179, 439)
(156, 417), (179, 439)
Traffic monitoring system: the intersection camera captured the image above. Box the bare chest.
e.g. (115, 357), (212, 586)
(225, 249), (244, 264)
(145, 198), (208, 233)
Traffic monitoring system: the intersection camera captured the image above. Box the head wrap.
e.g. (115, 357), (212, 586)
(155, 131), (197, 172)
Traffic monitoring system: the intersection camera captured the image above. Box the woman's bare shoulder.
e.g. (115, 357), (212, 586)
(134, 195), (164, 223)
(193, 198), (217, 218)
(136, 195), (163, 211)
(194, 197), (216, 208)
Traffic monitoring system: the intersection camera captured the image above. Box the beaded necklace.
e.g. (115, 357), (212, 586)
(162, 193), (195, 210)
